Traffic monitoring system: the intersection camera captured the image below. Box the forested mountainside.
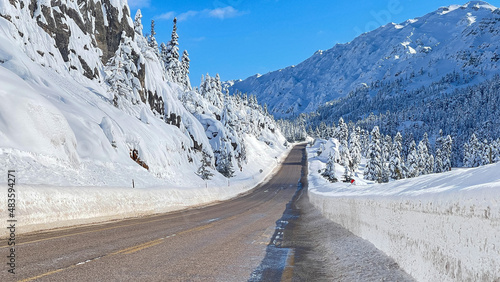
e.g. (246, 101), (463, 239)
(229, 1), (500, 119)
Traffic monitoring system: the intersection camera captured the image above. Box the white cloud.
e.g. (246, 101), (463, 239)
(208, 6), (242, 19)
(155, 6), (245, 22)
(127, 0), (151, 9)
(177, 10), (200, 21)
(156, 11), (175, 20)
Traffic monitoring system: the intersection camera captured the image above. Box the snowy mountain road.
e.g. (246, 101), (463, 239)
(2, 145), (306, 282)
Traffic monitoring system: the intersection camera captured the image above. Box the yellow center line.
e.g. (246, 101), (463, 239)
(111, 238), (165, 255)
(19, 266), (74, 282)
(17, 214), (242, 282)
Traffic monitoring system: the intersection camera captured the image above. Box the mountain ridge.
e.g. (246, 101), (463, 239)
(229, 1), (500, 118)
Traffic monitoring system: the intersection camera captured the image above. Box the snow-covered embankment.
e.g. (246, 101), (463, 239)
(0, 139), (289, 238)
(306, 143), (500, 281)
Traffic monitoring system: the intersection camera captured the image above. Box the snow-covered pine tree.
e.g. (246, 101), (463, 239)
(349, 127), (362, 174)
(465, 133), (482, 167)
(402, 132), (414, 160)
(463, 141), (472, 168)
(382, 135), (392, 163)
(181, 50), (191, 90)
(435, 130), (444, 154)
(443, 135), (453, 171)
(165, 18), (181, 83)
(318, 122), (328, 139)
(216, 144), (234, 178)
(221, 92), (237, 129)
(322, 153), (338, 182)
(406, 140), (419, 178)
(481, 139), (492, 165)
(422, 132), (432, 155)
(362, 129), (371, 157)
(134, 10), (143, 36)
(105, 33), (142, 108)
(148, 20), (158, 53)
(339, 139), (351, 169)
(337, 117), (348, 144)
(197, 150), (214, 180)
(493, 138), (500, 163)
(389, 132), (405, 180)
(336, 118), (351, 169)
(160, 42), (168, 62)
(380, 162), (390, 183)
(417, 139), (432, 175)
(364, 126), (382, 181)
(237, 140), (247, 170)
(343, 165), (351, 182)
(434, 149), (444, 173)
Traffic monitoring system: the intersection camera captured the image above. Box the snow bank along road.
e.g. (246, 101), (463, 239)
(0, 145), (305, 281)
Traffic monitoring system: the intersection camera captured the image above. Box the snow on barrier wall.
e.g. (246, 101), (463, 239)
(308, 184), (500, 282)
(306, 141), (500, 282)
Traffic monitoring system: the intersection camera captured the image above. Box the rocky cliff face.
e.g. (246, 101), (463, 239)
(1, 0), (133, 80)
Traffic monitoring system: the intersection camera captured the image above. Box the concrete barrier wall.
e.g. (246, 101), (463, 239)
(308, 191), (500, 282)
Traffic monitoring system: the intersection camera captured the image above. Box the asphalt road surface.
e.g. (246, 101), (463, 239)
(1, 145), (307, 282)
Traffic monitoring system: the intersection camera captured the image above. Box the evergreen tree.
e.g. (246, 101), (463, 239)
(181, 50), (191, 89)
(105, 33), (142, 108)
(422, 132), (432, 155)
(493, 139), (500, 163)
(339, 139), (351, 169)
(382, 135), (392, 163)
(463, 142), (472, 168)
(349, 127), (362, 174)
(165, 18), (181, 82)
(465, 133), (482, 167)
(318, 122), (328, 139)
(417, 140), (430, 175)
(217, 144), (234, 178)
(406, 140), (419, 178)
(443, 135), (453, 171)
(389, 133), (405, 180)
(364, 126), (382, 181)
(343, 165), (351, 182)
(337, 117), (348, 144)
(197, 151), (214, 180)
(380, 162), (390, 183)
(481, 139), (492, 165)
(148, 20), (158, 52)
(434, 149), (444, 173)
(134, 10), (143, 36)
(322, 153), (338, 182)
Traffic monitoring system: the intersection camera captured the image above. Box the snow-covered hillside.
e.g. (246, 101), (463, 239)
(0, 0), (285, 195)
(229, 1), (500, 118)
(306, 140), (500, 281)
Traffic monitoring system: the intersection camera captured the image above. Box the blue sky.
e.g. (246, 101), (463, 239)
(128, 0), (500, 84)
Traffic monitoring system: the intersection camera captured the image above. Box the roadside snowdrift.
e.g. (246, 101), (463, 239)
(0, 136), (289, 237)
(306, 141), (500, 281)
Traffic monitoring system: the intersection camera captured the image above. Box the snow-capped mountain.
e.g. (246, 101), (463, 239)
(229, 1), (500, 118)
(0, 0), (285, 187)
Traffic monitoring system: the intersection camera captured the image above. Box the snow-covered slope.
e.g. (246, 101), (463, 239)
(306, 140), (500, 281)
(0, 0), (285, 187)
(229, 1), (500, 118)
